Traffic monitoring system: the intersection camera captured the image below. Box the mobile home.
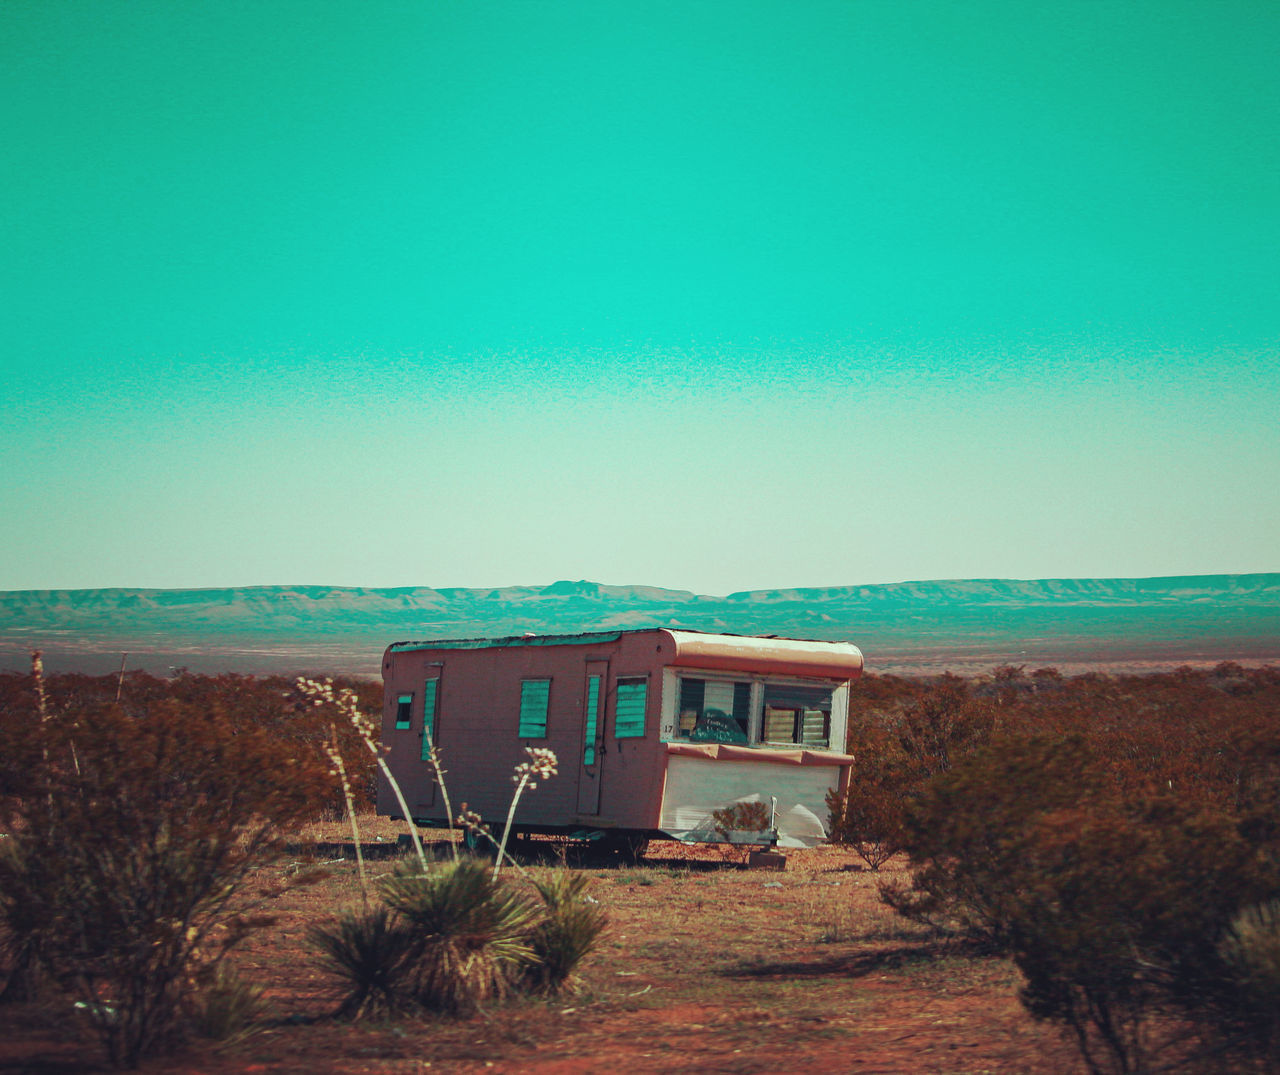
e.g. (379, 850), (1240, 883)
(378, 629), (863, 850)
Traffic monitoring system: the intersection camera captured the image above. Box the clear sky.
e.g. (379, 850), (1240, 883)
(3, 1), (1277, 595)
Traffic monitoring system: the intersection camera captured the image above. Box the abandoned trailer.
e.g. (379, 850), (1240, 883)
(378, 628), (863, 851)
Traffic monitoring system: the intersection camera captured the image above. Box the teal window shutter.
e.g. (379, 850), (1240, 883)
(614, 678), (647, 738)
(420, 679), (438, 761)
(395, 694), (413, 730)
(582, 675), (600, 765)
(518, 679), (551, 738)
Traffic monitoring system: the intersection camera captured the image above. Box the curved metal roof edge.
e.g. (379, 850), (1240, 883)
(386, 627), (858, 654)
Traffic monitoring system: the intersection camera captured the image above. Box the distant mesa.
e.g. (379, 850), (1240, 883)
(539, 579), (602, 598)
(2, 574), (1278, 678)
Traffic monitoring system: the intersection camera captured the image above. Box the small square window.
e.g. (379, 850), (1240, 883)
(395, 694), (413, 730)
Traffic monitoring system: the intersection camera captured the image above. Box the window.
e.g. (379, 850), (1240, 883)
(582, 675), (601, 765)
(679, 677), (751, 743)
(419, 679), (439, 761)
(614, 678), (647, 738)
(761, 684), (833, 748)
(518, 679), (551, 738)
(395, 694), (413, 730)
(672, 675), (836, 750)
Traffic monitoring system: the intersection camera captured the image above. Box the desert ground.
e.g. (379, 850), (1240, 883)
(2, 818), (1087, 1074)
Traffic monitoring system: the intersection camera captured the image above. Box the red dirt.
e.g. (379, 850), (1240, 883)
(0, 834), (1083, 1073)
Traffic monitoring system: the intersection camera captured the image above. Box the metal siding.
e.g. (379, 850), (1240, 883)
(658, 756), (840, 848)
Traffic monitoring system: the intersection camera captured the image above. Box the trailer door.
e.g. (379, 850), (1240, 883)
(576, 660), (607, 814)
(416, 669), (441, 811)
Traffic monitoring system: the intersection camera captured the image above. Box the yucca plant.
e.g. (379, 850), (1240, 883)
(1221, 900), (1280, 996)
(524, 869), (607, 995)
(309, 905), (415, 1019)
(380, 860), (536, 1014)
(189, 962), (268, 1046)
(1215, 899), (1280, 1062)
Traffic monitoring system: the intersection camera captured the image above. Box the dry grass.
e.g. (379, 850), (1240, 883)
(1, 823), (1085, 1073)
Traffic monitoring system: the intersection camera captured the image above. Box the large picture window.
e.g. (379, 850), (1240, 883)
(674, 676), (834, 749)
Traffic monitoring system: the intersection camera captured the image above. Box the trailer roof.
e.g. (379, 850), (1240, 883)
(387, 629), (626, 652)
(386, 628), (864, 679)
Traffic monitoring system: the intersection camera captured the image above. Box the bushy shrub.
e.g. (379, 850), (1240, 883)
(711, 800), (772, 841)
(878, 732), (1095, 945)
(879, 719), (1280, 1073)
(0, 694), (331, 1067)
(1007, 799), (1268, 1074)
(0, 668), (380, 813)
(827, 722), (912, 870)
(829, 676), (997, 871)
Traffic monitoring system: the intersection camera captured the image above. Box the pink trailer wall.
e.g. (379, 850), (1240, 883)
(379, 631), (672, 832)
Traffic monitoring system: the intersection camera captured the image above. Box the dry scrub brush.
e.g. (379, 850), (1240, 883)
(0, 679), (333, 1067)
(830, 666), (1280, 1073)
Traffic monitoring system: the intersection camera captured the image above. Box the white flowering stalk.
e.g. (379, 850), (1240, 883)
(31, 651), (48, 724)
(422, 732), (458, 864)
(494, 747), (558, 879)
(31, 651), (53, 809)
(296, 678), (428, 872)
(455, 804), (486, 836)
(322, 731), (368, 904)
(454, 803), (533, 880)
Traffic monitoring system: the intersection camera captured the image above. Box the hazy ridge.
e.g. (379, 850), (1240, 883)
(3, 574), (1278, 677)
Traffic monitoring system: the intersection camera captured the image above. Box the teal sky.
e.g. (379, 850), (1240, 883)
(3, 1), (1277, 595)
